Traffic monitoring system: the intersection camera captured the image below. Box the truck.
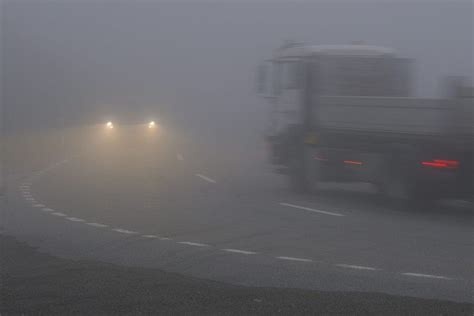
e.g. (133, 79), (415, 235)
(257, 42), (473, 202)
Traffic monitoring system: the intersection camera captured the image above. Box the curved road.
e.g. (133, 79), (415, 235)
(4, 127), (473, 303)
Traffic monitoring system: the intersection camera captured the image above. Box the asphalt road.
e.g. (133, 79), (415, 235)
(3, 125), (473, 304)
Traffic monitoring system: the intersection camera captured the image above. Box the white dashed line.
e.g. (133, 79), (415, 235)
(66, 217), (85, 222)
(401, 272), (453, 280)
(141, 234), (159, 238)
(222, 248), (257, 255)
(279, 202), (344, 217)
(178, 241), (210, 247)
(336, 264), (378, 271)
(87, 222), (108, 228)
(195, 174), (217, 184)
(23, 157), (459, 285)
(276, 256), (313, 263)
(112, 228), (138, 235)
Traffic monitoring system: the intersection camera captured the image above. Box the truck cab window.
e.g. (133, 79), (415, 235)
(280, 62), (301, 90)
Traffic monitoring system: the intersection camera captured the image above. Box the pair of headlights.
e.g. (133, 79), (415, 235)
(105, 121), (156, 129)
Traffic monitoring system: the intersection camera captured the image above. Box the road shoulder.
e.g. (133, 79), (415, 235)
(1, 234), (472, 315)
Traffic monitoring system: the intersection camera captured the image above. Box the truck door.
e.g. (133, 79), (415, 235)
(272, 60), (304, 135)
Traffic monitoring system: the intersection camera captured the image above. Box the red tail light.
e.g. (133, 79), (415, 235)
(421, 159), (459, 169)
(344, 160), (363, 165)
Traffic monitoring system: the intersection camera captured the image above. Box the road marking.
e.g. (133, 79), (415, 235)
(195, 174), (217, 184)
(42, 208), (55, 212)
(401, 272), (453, 280)
(66, 217), (85, 222)
(279, 202), (344, 217)
(24, 197), (35, 201)
(177, 153), (184, 161)
(141, 234), (159, 238)
(32, 204), (45, 208)
(178, 241), (210, 247)
(87, 222), (108, 228)
(159, 237), (172, 240)
(112, 228), (138, 235)
(336, 264), (378, 271)
(51, 212), (67, 217)
(276, 256), (312, 263)
(222, 248), (257, 255)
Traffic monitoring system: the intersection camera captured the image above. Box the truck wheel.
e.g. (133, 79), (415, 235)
(303, 146), (321, 193)
(379, 161), (430, 208)
(288, 146), (320, 194)
(382, 171), (414, 200)
(288, 153), (307, 193)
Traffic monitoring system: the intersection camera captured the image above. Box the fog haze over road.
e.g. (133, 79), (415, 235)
(3, 1), (473, 132)
(1, 1), (473, 314)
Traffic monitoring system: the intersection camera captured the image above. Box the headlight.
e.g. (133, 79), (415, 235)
(106, 121), (114, 129)
(148, 121), (156, 128)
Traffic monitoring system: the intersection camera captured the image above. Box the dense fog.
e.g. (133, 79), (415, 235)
(2, 1), (472, 135)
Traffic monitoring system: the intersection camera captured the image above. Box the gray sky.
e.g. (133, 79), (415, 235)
(2, 0), (473, 130)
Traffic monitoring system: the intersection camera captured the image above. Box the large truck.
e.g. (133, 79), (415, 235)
(257, 42), (473, 201)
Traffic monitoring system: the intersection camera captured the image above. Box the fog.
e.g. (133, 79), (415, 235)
(2, 2), (474, 311)
(2, 0), (472, 134)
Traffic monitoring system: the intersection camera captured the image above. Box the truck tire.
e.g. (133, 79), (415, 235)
(303, 146), (321, 193)
(288, 152), (307, 193)
(288, 145), (320, 194)
(382, 169), (416, 200)
(379, 149), (430, 207)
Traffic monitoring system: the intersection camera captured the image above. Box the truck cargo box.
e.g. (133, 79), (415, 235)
(313, 96), (472, 139)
